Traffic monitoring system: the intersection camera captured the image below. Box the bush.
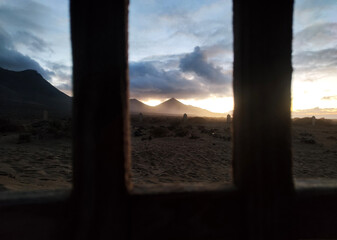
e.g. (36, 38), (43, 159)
(0, 119), (21, 133)
(168, 120), (181, 131)
(150, 127), (170, 138)
(300, 137), (316, 144)
(17, 133), (31, 144)
(188, 117), (206, 124)
(174, 127), (189, 137)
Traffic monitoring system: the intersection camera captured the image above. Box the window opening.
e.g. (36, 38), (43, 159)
(0, 0), (72, 191)
(292, 0), (337, 180)
(128, 0), (233, 187)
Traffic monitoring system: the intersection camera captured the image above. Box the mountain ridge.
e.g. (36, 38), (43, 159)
(130, 98), (226, 117)
(0, 67), (71, 119)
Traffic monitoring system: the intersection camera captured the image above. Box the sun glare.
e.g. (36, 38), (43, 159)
(180, 97), (234, 113)
(142, 99), (162, 106)
(292, 78), (337, 111)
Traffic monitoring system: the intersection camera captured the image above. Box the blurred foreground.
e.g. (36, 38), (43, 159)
(0, 116), (336, 191)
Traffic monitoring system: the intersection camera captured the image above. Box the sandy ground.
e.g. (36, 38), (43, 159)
(130, 116), (337, 186)
(292, 123), (337, 179)
(131, 116), (232, 185)
(0, 133), (71, 191)
(0, 116), (336, 191)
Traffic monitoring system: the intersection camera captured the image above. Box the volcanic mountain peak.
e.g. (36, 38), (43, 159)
(159, 98), (183, 107)
(0, 67), (71, 119)
(167, 97), (178, 102)
(129, 98), (143, 104)
(129, 98), (226, 117)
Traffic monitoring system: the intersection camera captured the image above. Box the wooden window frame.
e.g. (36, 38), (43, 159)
(0, 0), (337, 239)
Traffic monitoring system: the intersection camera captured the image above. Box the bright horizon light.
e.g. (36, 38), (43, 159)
(142, 99), (162, 106)
(140, 97), (234, 114)
(1, 1), (336, 118)
(128, 0), (337, 118)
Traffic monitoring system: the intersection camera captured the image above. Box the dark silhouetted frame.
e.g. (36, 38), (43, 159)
(0, 0), (336, 239)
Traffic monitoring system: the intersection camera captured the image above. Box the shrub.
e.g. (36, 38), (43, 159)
(0, 119), (21, 133)
(150, 126), (170, 138)
(17, 133), (31, 144)
(174, 127), (189, 137)
(188, 117), (206, 124)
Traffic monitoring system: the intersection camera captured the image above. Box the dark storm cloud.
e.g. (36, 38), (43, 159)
(179, 46), (231, 84)
(0, 26), (54, 79)
(129, 61), (207, 99)
(129, 46), (233, 99)
(14, 31), (52, 53)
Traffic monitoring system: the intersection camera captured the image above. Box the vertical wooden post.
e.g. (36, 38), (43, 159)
(233, 1), (295, 239)
(71, 0), (130, 239)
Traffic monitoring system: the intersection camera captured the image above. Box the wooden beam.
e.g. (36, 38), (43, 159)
(71, 0), (130, 239)
(233, 1), (295, 239)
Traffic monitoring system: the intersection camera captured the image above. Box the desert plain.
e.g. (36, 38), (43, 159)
(0, 115), (337, 191)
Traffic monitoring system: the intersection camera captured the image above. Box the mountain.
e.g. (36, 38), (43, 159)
(0, 67), (71, 119)
(129, 99), (153, 113)
(129, 98), (225, 117)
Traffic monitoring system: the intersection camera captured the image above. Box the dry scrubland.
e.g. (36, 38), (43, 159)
(0, 116), (337, 191)
(131, 115), (337, 186)
(0, 118), (72, 191)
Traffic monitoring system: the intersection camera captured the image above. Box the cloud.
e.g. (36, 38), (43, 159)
(293, 23), (337, 52)
(0, 0), (72, 96)
(294, 0), (337, 33)
(296, 0), (337, 11)
(129, 61), (206, 99)
(0, 26), (54, 79)
(179, 46), (231, 84)
(203, 42), (233, 59)
(140, 42), (233, 70)
(292, 107), (337, 118)
(14, 31), (53, 53)
(129, 0), (232, 61)
(56, 83), (72, 91)
(129, 46), (232, 100)
(45, 61), (72, 91)
(322, 96), (337, 100)
(292, 48), (337, 81)
(0, 1), (50, 33)
(293, 48), (337, 68)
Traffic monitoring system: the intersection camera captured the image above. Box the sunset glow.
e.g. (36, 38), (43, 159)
(1, 0), (336, 118)
(142, 99), (162, 106)
(128, 0), (337, 118)
(180, 97), (233, 113)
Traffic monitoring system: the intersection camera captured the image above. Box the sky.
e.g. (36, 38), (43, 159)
(0, 0), (72, 95)
(0, 0), (336, 118)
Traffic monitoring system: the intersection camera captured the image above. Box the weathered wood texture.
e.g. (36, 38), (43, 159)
(233, 1), (295, 239)
(130, 185), (241, 240)
(0, 191), (71, 240)
(296, 181), (337, 239)
(71, 0), (130, 239)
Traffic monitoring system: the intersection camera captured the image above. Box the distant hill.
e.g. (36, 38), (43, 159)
(129, 98), (226, 117)
(0, 67), (71, 119)
(129, 99), (153, 113)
